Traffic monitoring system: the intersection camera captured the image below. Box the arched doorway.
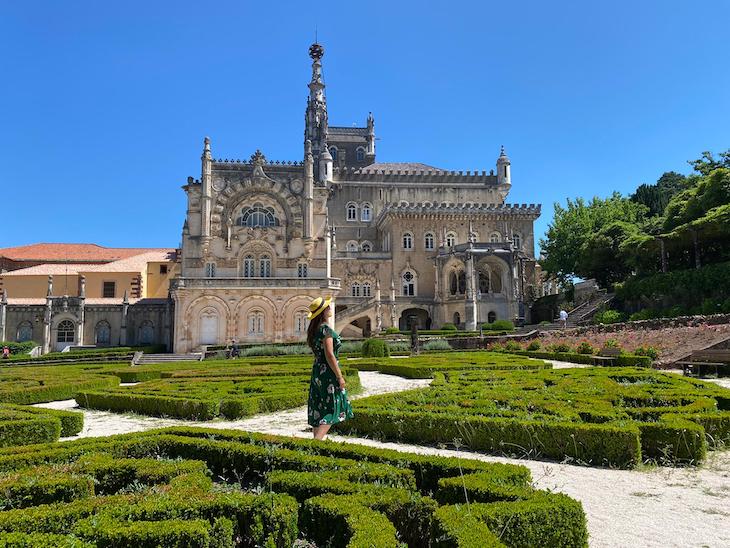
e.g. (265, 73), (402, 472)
(56, 320), (75, 351)
(487, 311), (497, 324)
(453, 312), (461, 327)
(199, 309), (219, 345)
(398, 308), (430, 331)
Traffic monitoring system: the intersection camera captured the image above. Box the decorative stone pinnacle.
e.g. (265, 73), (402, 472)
(500, 145), (506, 156)
(250, 149), (266, 166)
(309, 43), (324, 60)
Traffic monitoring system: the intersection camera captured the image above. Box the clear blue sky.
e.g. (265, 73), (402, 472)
(1, 1), (728, 252)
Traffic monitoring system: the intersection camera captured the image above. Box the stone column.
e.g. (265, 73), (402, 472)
(77, 276), (86, 345)
(0, 290), (7, 342)
(374, 280), (382, 333)
(120, 291), (129, 346)
(465, 253), (477, 330)
(43, 276), (53, 354)
(325, 223), (332, 279)
(390, 279), (397, 329)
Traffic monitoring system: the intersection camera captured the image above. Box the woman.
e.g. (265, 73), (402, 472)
(306, 296), (354, 440)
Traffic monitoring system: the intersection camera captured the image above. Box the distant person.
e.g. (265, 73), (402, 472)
(229, 339), (239, 359)
(306, 296), (353, 440)
(1, 346), (9, 359)
(559, 309), (568, 329)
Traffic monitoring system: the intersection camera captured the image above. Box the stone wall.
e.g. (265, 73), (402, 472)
(565, 313), (730, 335)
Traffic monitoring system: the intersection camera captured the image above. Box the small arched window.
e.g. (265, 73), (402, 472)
(449, 272), (458, 295)
(424, 232), (434, 250)
(488, 311), (497, 324)
(95, 320), (111, 346)
(402, 232), (413, 250)
(205, 262), (216, 278)
(346, 241), (359, 253)
(294, 310), (309, 335)
(362, 283), (372, 297)
(361, 241), (372, 252)
(237, 203), (279, 227)
(402, 271), (416, 296)
(512, 233), (521, 250)
(243, 255), (255, 277)
(57, 320), (75, 343)
(490, 232), (501, 243)
(346, 203), (357, 221)
(329, 147), (338, 161)
(446, 232), (456, 248)
(356, 147), (365, 162)
(248, 310), (264, 335)
(297, 263), (308, 278)
(351, 284), (361, 297)
(361, 203), (372, 222)
(16, 321), (33, 342)
(259, 255), (271, 277)
(139, 320), (154, 345)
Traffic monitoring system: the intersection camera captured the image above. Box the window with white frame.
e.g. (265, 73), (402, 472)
(424, 232), (434, 250)
(362, 282), (372, 297)
(512, 233), (521, 250)
(297, 263), (308, 278)
(361, 203), (372, 222)
(259, 255), (271, 277)
(356, 147), (365, 162)
(236, 203), (279, 227)
(361, 241), (372, 252)
(346, 241), (359, 252)
(243, 255), (255, 277)
(351, 283), (361, 297)
(247, 310), (264, 335)
(402, 232), (413, 250)
(346, 203), (357, 221)
(446, 232), (456, 248)
(294, 310), (308, 334)
(205, 262), (216, 278)
(402, 271), (416, 296)
(56, 320), (75, 343)
(490, 232), (501, 243)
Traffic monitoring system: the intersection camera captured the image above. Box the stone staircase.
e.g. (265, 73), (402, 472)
(336, 297), (378, 325)
(134, 353), (203, 365)
(537, 292), (615, 331)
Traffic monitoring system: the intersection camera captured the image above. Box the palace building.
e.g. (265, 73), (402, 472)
(0, 43), (541, 354)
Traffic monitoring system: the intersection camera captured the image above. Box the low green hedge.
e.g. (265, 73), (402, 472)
(0, 412), (61, 448)
(432, 505), (506, 547)
(76, 392), (220, 421)
(0, 531), (95, 547)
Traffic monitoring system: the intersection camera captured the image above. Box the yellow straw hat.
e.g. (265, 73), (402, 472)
(307, 296), (332, 320)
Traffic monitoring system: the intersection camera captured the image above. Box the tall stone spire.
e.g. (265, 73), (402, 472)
(305, 42), (329, 180)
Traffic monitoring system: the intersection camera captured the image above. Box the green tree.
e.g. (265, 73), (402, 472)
(631, 171), (687, 217)
(688, 150), (730, 176)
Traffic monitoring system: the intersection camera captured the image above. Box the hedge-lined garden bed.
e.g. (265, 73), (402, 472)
(0, 404), (83, 447)
(0, 426), (589, 547)
(336, 366), (730, 468)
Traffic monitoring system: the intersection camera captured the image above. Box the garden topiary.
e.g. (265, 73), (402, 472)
(526, 340), (541, 351)
(440, 323), (458, 331)
(575, 341), (595, 355)
(362, 338), (390, 358)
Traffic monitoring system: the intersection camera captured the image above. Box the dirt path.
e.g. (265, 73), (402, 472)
(35, 371), (730, 548)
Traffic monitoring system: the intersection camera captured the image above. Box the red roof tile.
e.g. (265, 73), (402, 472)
(0, 243), (169, 263)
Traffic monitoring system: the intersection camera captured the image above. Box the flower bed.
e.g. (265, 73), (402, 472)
(336, 366), (730, 468)
(0, 427), (588, 547)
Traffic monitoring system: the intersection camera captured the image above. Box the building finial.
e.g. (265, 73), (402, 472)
(500, 145), (506, 157)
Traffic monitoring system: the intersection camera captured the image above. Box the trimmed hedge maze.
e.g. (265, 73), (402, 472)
(338, 367), (730, 468)
(0, 427), (589, 547)
(76, 359), (362, 420)
(0, 405), (83, 447)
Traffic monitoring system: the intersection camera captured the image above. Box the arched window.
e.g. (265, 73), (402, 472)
(329, 146), (338, 161)
(351, 284), (361, 297)
(512, 233), (521, 250)
(297, 263), (308, 278)
(16, 321), (33, 342)
(259, 255), (271, 277)
(402, 271), (416, 296)
(362, 283), (372, 297)
(139, 320), (154, 345)
(458, 271), (466, 294)
(449, 272), (458, 295)
(424, 232), (434, 250)
(56, 320), (75, 343)
(361, 203), (372, 222)
(491, 269), (503, 293)
(488, 311), (497, 324)
(346, 241), (359, 252)
(346, 203), (357, 221)
(490, 232), (501, 243)
(199, 309), (218, 345)
(402, 232), (413, 250)
(205, 262), (216, 278)
(236, 203), (279, 227)
(95, 320), (111, 346)
(294, 310), (309, 335)
(243, 255), (255, 277)
(446, 232), (456, 248)
(247, 310), (264, 335)
(479, 271), (491, 294)
(356, 147), (365, 162)
(453, 312), (461, 326)
(361, 241), (372, 252)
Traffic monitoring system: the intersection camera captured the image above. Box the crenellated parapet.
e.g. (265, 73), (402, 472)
(334, 165), (499, 185)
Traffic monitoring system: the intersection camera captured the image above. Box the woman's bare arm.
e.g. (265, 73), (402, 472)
(324, 335), (346, 389)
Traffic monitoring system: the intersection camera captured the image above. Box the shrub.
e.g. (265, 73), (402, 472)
(483, 320), (515, 332)
(361, 339), (390, 358)
(550, 343), (571, 353)
(593, 310), (625, 324)
(575, 341), (595, 355)
(634, 346), (659, 360)
(384, 327), (400, 334)
(526, 340), (541, 351)
(440, 323), (458, 331)
(387, 342), (411, 353)
(504, 341), (522, 352)
(422, 340), (451, 351)
(0, 342), (37, 356)
(603, 338), (621, 349)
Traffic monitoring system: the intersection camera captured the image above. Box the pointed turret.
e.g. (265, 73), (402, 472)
(304, 42), (329, 180)
(497, 145), (511, 187)
(201, 137), (213, 238)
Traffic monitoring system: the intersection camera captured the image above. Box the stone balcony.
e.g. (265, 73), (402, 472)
(170, 277), (341, 291)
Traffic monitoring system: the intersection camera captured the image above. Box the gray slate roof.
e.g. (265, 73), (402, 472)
(357, 162), (442, 173)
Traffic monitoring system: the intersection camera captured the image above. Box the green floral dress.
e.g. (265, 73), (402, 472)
(307, 324), (354, 427)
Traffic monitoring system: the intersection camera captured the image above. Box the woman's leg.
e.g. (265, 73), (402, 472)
(312, 424), (332, 440)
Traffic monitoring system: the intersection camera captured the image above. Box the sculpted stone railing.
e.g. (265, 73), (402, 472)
(171, 277), (341, 290)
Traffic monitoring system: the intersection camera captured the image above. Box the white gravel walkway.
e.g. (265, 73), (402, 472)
(34, 370), (730, 548)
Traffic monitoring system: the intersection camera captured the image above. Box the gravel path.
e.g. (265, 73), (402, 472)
(34, 370), (730, 548)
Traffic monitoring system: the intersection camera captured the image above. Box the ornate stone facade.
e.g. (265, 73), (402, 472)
(172, 42), (541, 350)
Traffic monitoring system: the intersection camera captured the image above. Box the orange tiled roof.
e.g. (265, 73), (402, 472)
(0, 243), (165, 263)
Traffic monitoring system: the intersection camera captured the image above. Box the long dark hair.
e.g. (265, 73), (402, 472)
(307, 312), (327, 351)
